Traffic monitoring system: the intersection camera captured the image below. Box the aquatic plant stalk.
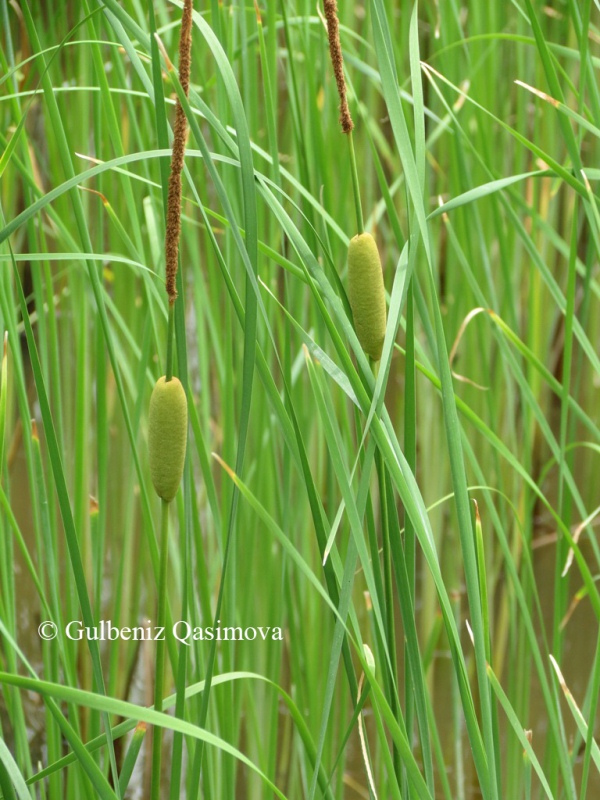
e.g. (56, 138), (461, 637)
(151, 500), (171, 800)
(323, 0), (363, 233)
(151, 2), (194, 797)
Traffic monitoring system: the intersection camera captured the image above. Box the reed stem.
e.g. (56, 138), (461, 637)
(151, 498), (170, 800)
(370, 357), (401, 780)
(165, 303), (175, 382)
(348, 132), (364, 234)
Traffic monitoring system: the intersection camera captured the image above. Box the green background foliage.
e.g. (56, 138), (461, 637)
(1, 1), (600, 797)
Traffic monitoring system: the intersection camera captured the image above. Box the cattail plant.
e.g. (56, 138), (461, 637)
(148, 1), (193, 797)
(323, 0), (387, 364)
(148, 375), (188, 502)
(322, 5), (401, 789)
(347, 232), (387, 362)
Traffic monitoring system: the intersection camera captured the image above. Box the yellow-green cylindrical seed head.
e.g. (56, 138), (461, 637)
(148, 376), (188, 502)
(347, 232), (387, 362)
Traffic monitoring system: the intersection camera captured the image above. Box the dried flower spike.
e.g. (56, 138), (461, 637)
(323, 0), (354, 134)
(165, 0), (194, 304)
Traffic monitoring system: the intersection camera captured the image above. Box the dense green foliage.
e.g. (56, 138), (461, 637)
(1, 0), (600, 797)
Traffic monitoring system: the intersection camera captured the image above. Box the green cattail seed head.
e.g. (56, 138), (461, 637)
(347, 232), (387, 362)
(148, 376), (188, 502)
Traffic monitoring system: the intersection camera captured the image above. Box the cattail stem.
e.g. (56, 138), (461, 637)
(151, 498), (170, 800)
(150, 2), (192, 779)
(323, 0), (363, 233)
(165, 303), (175, 382)
(323, 0), (353, 134)
(370, 355), (402, 782)
(152, 0), (191, 743)
(348, 132), (364, 234)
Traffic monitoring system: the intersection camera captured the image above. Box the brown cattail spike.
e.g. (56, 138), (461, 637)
(165, 0), (194, 305)
(323, 0), (353, 134)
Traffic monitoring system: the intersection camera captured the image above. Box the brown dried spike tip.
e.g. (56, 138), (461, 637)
(323, 0), (353, 134)
(165, 0), (194, 305)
